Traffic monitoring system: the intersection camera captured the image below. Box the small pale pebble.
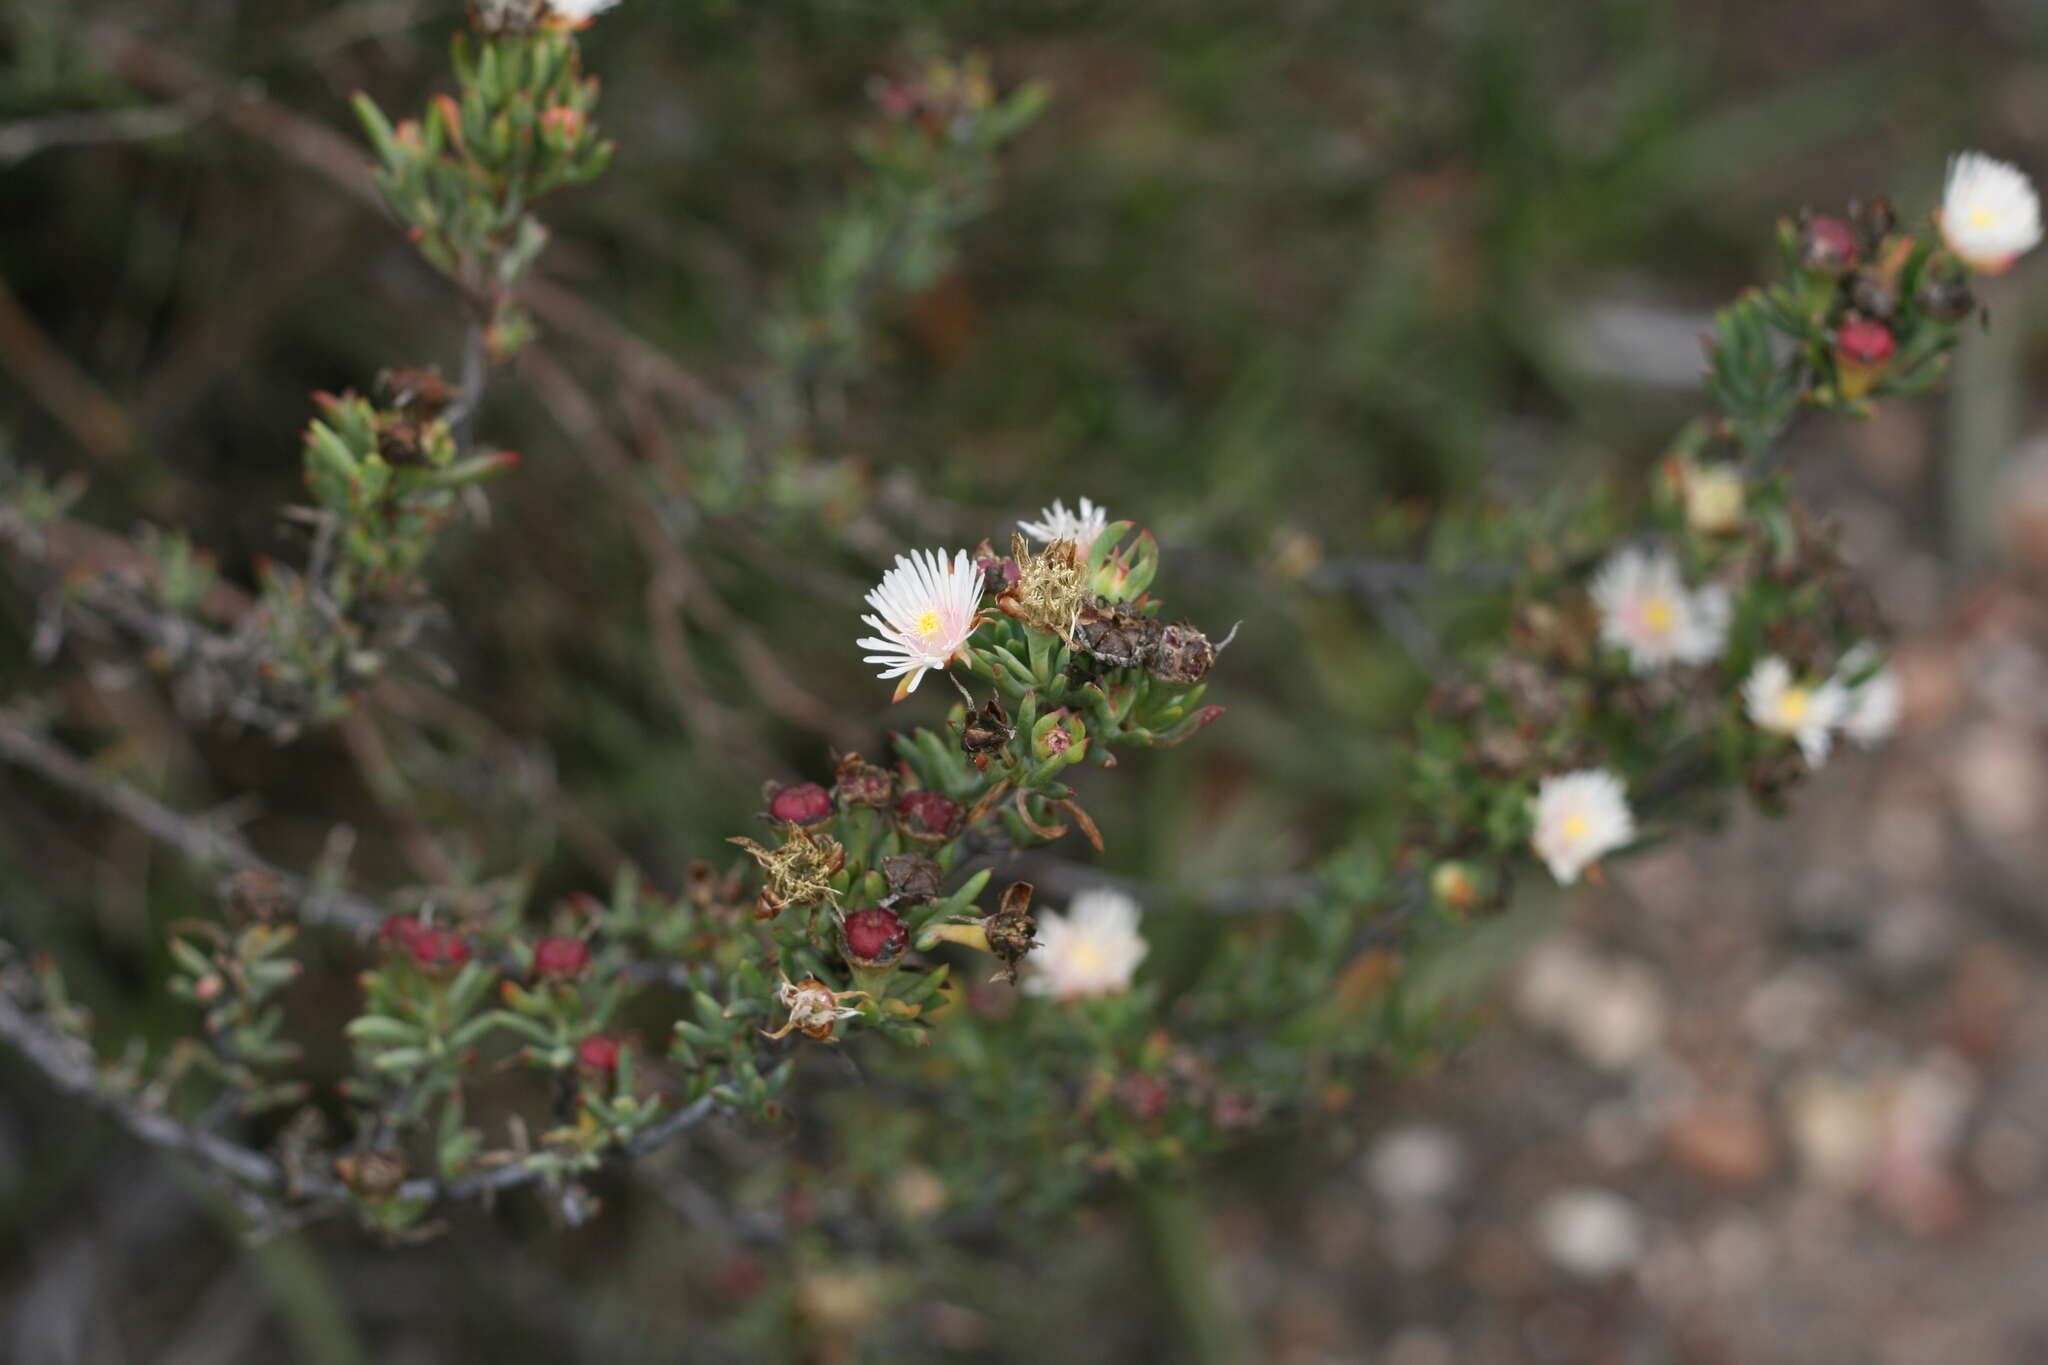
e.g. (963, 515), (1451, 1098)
(1367, 1124), (1466, 1207)
(1533, 1187), (1644, 1279)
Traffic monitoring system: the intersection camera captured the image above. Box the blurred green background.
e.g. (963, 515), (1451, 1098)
(4, 0), (2047, 1360)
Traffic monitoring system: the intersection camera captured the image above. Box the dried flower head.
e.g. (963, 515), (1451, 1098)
(1023, 888), (1146, 1001)
(1589, 546), (1730, 673)
(983, 881), (1041, 985)
(1742, 654), (1850, 766)
(858, 549), (986, 701)
(729, 824), (845, 917)
(998, 533), (1088, 642)
(1018, 497), (1109, 549)
(1941, 151), (2042, 274)
(1530, 768), (1636, 886)
(763, 976), (868, 1042)
(832, 751), (896, 809)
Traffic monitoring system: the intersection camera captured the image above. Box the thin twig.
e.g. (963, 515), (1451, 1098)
(0, 710), (387, 937)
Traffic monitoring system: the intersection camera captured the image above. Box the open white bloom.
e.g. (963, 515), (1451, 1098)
(1941, 152), (2041, 274)
(1018, 497), (1109, 550)
(1742, 655), (1850, 766)
(1529, 769), (1635, 886)
(547, 0), (622, 22)
(1589, 546), (1731, 673)
(1024, 888), (1147, 1001)
(857, 549), (984, 701)
(1835, 644), (1902, 748)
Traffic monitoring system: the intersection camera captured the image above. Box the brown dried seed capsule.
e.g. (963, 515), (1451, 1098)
(220, 869), (291, 923)
(983, 881), (1040, 985)
(1071, 598), (1161, 671)
(375, 366), (455, 420)
(1147, 622), (1216, 685)
(881, 854), (944, 906)
(334, 1148), (409, 1201)
(959, 694), (1014, 764)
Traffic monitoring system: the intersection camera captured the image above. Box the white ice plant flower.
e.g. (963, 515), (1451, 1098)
(1018, 497), (1110, 550)
(1940, 152), (2042, 274)
(1742, 654), (1851, 766)
(1834, 644), (1902, 748)
(857, 548), (985, 701)
(1529, 768), (1636, 887)
(1024, 888), (1148, 1001)
(1588, 546), (1731, 673)
(547, 0), (622, 22)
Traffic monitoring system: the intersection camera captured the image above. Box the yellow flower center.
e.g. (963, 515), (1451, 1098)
(1640, 597), (1677, 636)
(915, 609), (942, 638)
(1562, 812), (1591, 842)
(1970, 206), (1998, 230)
(1778, 686), (1811, 725)
(1071, 940), (1106, 972)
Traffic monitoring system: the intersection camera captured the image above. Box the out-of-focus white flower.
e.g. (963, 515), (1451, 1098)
(1589, 546), (1731, 673)
(857, 549), (985, 700)
(1940, 152), (2042, 274)
(763, 976), (866, 1041)
(1018, 497), (1109, 550)
(1742, 655), (1850, 766)
(1835, 644), (1902, 748)
(547, 0), (622, 23)
(1024, 888), (1147, 1001)
(1530, 768), (1636, 886)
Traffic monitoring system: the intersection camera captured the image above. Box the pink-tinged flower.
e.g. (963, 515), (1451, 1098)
(1589, 546), (1730, 673)
(857, 549), (985, 700)
(1742, 655), (1851, 766)
(532, 935), (591, 980)
(1941, 151), (2041, 274)
(1018, 497), (1110, 550)
(1530, 768), (1635, 886)
(1023, 889), (1147, 1001)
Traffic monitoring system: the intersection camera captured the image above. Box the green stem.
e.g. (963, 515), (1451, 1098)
(1136, 1180), (1249, 1365)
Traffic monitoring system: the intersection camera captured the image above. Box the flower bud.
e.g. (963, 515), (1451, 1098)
(766, 781), (835, 827)
(1030, 710), (1087, 764)
(532, 935), (591, 981)
(538, 105), (586, 145)
(840, 908), (909, 969)
(895, 790), (962, 842)
(1832, 315), (1896, 399)
(577, 1034), (622, 1077)
(1799, 214), (1858, 276)
(1429, 861), (1484, 915)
